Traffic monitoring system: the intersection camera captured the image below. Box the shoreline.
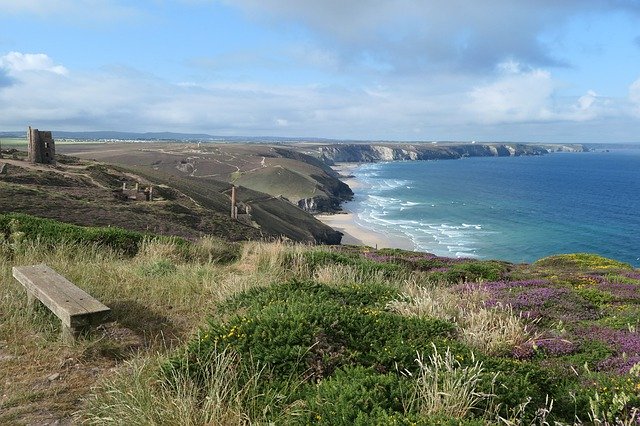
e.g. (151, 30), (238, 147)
(317, 162), (415, 251)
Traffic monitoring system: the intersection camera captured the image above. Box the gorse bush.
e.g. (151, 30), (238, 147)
(535, 253), (633, 271)
(179, 281), (457, 379)
(166, 280), (465, 423)
(442, 261), (508, 283)
(303, 365), (410, 425)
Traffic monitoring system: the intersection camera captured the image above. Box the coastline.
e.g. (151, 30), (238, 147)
(317, 162), (415, 251)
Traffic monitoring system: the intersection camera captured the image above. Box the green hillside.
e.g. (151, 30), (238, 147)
(2, 217), (640, 424)
(0, 153), (342, 244)
(234, 166), (321, 200)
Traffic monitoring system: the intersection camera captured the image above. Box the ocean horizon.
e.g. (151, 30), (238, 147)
(345, 149), (640, 267)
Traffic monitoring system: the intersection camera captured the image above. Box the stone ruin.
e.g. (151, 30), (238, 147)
(28, 126), (56, 165)
(229, 186), (253, 225)
(115, 182), (154, 201)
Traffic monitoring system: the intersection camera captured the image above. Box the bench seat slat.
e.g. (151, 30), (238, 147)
(12, 264), (110, 327)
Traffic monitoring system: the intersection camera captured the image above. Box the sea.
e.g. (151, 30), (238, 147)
(347, 149), (640, 267)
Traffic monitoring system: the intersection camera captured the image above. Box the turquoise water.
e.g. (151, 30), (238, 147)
(348, 150), (640, 267)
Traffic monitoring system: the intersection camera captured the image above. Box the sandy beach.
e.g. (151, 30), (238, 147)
(317, 163), (415, 250)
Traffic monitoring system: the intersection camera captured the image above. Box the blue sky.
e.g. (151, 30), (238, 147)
(1, 1), (640, 142)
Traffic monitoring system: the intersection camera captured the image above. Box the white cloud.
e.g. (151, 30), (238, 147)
(0, 50), (638, 142)
(287, 45), (340, 71)
(465, 61), (626, 124)
(576, 90), (597, 111)
(467, 62), (555, 123)
(0, 52), (68, 75)
(630, 78), (640, 104)
(220, 0), (640, 73)
(567, 90), (602, 121)
(630, 78), (640, 117)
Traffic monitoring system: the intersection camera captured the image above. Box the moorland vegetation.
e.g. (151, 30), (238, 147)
(1, 213), (640, 424)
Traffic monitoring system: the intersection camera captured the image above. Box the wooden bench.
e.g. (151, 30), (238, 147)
(12, 264), (111, 342)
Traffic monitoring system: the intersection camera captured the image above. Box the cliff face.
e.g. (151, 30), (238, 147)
(316, 143), (586, 163)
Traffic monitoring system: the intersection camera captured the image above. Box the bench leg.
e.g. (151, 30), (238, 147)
(61, 324), (78, 343)
(26, 291), (36, 306)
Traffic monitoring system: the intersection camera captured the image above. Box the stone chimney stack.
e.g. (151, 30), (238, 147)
(28, 126), (56, 165)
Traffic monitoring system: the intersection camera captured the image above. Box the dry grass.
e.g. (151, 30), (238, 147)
(0, 237), (314, 424)
(388, 279), (531, 355)
(459, 303), (532, 355)
(313, 262), (391, 287)
(82, 347), (248, 425)
(408, 344), (489, 419)
(1, 236), (533, 423)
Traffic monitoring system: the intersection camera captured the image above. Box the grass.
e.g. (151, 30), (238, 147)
(82, 348), (258, 425)
(3, 217), (640, 424)
(1, 152), (341, 244)
(0, 231), (281, 424)
(409, 345), (488, 419)
(234, 165), (320, 200)
(0, 137), (26, 147)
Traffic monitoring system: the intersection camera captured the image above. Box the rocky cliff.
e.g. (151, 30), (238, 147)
(315, 143), (587, 164)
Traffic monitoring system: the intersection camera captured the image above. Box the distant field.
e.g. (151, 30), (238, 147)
(0, 137), (25, 147)
(0, 138), (109, 148)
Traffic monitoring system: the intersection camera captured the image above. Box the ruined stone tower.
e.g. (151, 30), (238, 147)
(27, 126), (55, 165)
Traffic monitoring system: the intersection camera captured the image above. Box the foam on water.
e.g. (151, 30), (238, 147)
(353, 185), (486, 257)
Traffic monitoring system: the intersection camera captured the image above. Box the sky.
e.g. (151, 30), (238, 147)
(1, 1), (640, 143)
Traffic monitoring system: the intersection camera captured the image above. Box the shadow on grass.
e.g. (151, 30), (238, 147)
(107, 300), (185, 349)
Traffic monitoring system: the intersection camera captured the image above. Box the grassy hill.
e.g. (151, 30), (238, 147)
(2, 216), (640, 424)
(0, 151), (342, 244)
(234, 166), (320, 200)
(57, 142), (353, 213)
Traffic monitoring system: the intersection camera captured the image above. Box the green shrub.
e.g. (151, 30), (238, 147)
(606, 273), (640, 285)
(437, 261), (507, 284)
(576, 287), (613, 307)
(535, 253), (632, 271)
(303, 250), (402, 276)
(186, 281), (457, 379)
(478, 358), (564, 421)
(558, 339), (613, 371)
(303, 366), (409, 425)
(168, 280), (459, 414)
(580, 374), (640, 424)
(0, 213), (150, 255)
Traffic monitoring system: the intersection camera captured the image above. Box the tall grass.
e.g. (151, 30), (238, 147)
(459, 302), (532, 355)
(237, 240), (295, 274)
(407, 344), (489, 419)
(0, 234), (314, 423)
(388, 281), (531, 355)
(81, 343), (309, 425)
(7, 225), (599, 423)
(82, 347), (246, 425)
(313, 262), (397, 287)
